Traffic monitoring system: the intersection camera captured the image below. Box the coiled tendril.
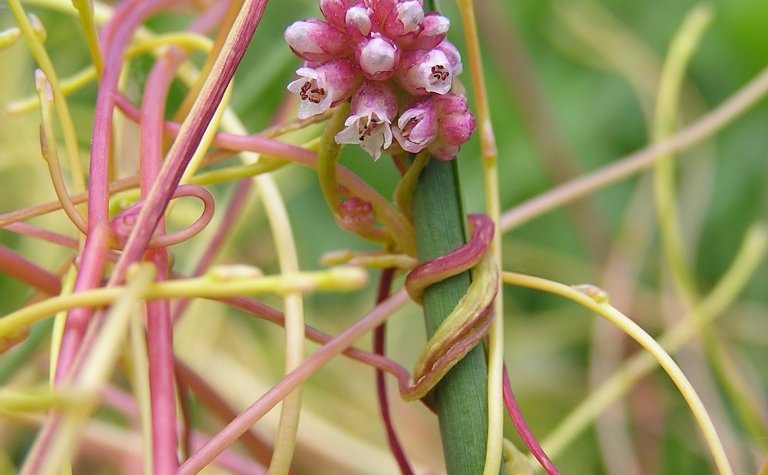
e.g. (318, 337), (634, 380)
(401, 213), (497, 401)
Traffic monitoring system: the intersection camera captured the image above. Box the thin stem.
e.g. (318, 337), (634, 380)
(532, 222), (767, 463)
(500, 64), (768, 232)
(502, 272), (733, 475)
(457, 1), (504, 472)
(258, 177), (305, 475)
(501, 367), (560, 475)
(177, 290), (411, 475)
(411, 158), (490, 475)
(373, 268), (414, 475)
(71, 0), (104, 75)
(0, 267), (368, 338)
(139, 45), (184, 474)
(35, 71), (87, 234)
(7, 0), (86, 193)
(0, 245), (61, 296)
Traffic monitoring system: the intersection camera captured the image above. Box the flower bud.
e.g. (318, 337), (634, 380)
(404, 12), (449, 49)
(392, 99), (437, 153)
(428, 93), (476, 160)
(335, 81), (397, 160)
(287, 58), (361, 119)
(339, 197), (376, 233)
(345, 5), (373, 37)
(356, 36), (400, 80)
(284, 19), (349, 62)
(395, 48), (452, 95)
(319, 0), (351, 30)
(435, 40), (462, 76)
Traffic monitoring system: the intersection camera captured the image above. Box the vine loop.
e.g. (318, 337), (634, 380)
(401, 213), (498, 401)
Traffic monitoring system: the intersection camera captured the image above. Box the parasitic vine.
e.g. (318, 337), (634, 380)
(401, 213), (497, 401)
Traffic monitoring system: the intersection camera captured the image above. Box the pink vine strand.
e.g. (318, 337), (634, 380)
(113, 93), (405, 233)
(373, 269), (415, 475)
(405, 213), (494, 303)
(54, 0), (178, 384)
(103, 0), (269, 292)
(502, 366), (561, 475)
(109, 184), (215, 250)
(400, 213), (497, 401)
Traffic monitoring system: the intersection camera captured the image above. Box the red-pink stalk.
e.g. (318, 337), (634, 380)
(113, 94), (401, 227)
(53, 221), (110, 381)
(178, 290), (411, 474)
(373, 268), (415, 475)
(55, 0), (175, 382)
(171, 179), (253, 323)
(4, 222), (82, 250)
(134, 4), (230, 467)
(0, 244), (61, 295)
(110, 184), (215, 249)
(105, 0), (269, 288)
(139, 52), (179, 474)
(502, 366), (561, 475)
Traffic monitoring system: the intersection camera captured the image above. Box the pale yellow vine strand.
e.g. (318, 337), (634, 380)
(7, 0), (86, 193)
(457, 0), (505, 472)
(501, 272), (733, 475)
(535, 221), (767, 468)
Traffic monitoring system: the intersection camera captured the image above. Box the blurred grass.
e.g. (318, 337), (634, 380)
(1, 0), (767, 473)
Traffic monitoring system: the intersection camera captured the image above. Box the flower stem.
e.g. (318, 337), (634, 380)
(410, 158), (493, 475)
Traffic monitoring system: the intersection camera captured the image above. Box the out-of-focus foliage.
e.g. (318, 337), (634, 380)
(1, 0), (766, 473)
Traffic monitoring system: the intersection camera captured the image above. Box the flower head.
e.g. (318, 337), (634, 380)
(335, 81), (397, 160)
(287, 58), (361, 119)
(284, 0), (472, 161)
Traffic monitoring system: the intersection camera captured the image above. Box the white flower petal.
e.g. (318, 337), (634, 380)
(396, 1), (424, 33)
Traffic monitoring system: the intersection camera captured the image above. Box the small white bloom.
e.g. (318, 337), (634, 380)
(403, 49), (452, 95)
(287, 59), (360, 120)
(287, 68), (333, 119)
(335, 114), (393, 161)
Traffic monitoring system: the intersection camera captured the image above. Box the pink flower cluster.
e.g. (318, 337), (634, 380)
(285, 0), (475, 160)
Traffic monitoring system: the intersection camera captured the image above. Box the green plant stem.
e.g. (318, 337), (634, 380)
(411, 158), (490, 475)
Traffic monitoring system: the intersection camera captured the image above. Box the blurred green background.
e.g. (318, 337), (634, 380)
(1, 0), (767, 473)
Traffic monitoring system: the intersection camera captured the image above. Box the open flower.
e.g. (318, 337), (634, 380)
(392, 98), (437, 153)
(436, 39), (462, 77)
(335, 81), (397, 160)
(395, 47), (453, 95)
(287, 57), (361, 119)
